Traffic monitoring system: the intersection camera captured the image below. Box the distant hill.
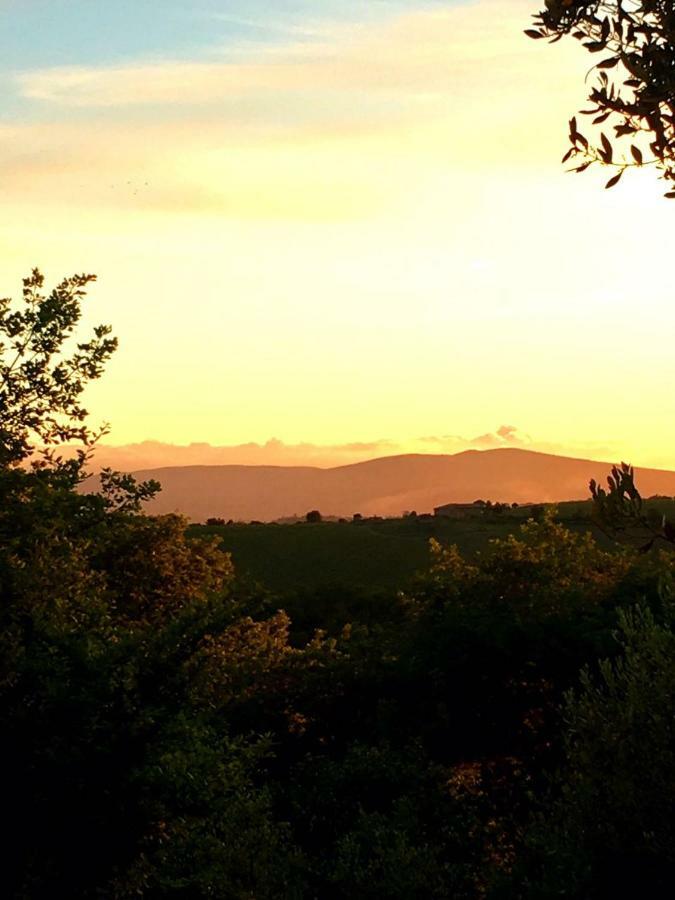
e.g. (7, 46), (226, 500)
(84, 448), (675, 522)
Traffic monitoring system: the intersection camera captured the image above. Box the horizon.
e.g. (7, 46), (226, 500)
(83, 441), (675, 522)
(73, 432), (669, 475)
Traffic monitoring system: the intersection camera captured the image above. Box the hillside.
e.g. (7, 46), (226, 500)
(189, 503), (617, 594)
(90, 448), (675, 522)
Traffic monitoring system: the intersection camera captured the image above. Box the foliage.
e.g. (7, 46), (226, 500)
(527, 0), (675, 195)
(0, 271), (297, 897)
(290, 743), (493, 898)
(423, 507), (633, 618)
(518, 603), (675, 896)
(0, 451), (303, 897)
(590, 460), (675, 554)
(190, 503), (613, 597)
(5, 450), (675, 895)
(0, 269), (117, 466)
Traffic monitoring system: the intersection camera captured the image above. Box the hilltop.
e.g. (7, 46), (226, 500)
(92, 448), (675, 521)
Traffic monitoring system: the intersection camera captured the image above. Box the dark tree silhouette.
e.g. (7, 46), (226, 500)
(0, 269), (117, 466)
(0, 270), (159, 509)
(527, 1), (675, 195)
(590, 461), (675, 550)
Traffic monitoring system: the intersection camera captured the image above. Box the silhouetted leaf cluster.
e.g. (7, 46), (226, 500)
(591, 460), (675, 550)
(0, 269), (117, 465)
(528, 1), (675, 195)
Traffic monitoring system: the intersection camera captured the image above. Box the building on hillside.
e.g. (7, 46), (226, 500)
(434, 501), (544, 519)
(434, 502), (486, 519)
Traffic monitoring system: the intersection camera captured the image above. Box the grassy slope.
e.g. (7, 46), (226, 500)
(189, 500), (630, 594)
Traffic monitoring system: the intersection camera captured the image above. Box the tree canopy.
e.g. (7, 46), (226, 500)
(528, 1), (675, 194)
(0, 269), (117, 466)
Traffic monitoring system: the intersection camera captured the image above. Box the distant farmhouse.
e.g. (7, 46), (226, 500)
(434, 502), (486, 519)
(434, 500), (540, 518)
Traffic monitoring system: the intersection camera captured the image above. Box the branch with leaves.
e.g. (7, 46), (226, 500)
(0, 270), (160, 511)
(590, 462), (675, 551)
(0, 269), (117, 465)
(527, 1), (675, 195)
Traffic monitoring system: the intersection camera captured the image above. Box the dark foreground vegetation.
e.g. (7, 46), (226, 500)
(6, 463), (675, 898)
(3, 272), (675, 897)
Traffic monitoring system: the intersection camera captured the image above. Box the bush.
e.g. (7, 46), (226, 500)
(519, 602), (675, 897)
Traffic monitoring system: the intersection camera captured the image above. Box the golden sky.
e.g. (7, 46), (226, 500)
(1, 0), (673, 468)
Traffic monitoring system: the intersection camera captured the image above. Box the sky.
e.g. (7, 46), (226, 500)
(1, 0), (674, 469)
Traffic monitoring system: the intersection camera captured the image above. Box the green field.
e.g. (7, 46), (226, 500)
(189, 500), (621, 594)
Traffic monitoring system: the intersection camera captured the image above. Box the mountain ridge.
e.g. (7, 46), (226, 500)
(94, 447), (675, 522)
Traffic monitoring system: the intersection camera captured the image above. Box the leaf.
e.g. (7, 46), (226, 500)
(664, 192), (675, 199)
(600, 132), (613, 163)
(630, 146), (643, 164)
(575, 131), (589, 149)
(605, 170), (623, 189)
(524, 29), (543, 39)
(597, 57), (619, 69)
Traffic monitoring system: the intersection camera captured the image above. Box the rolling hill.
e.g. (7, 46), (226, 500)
(86, 448), (675, 522)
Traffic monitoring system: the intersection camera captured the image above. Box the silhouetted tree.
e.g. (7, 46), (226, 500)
(306, 509), (322, 523)
(527, 1), (675, 195)
(0, 270), (116, 467)
(591, 461), (675, 550)
(0, 270), (296, 897)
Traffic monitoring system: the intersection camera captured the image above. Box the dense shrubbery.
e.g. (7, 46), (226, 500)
(5, 463), (675, 896)
(4, 272), (675, 896)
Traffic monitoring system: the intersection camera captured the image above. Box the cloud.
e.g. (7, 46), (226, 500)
(205, 12), (337, 43)
(1, 0), (591, 228)
(70, 437), (401, 471)
(496, 424), (521, 440)
(417, 427), (617, 461)
(14, 0), (580, 117)
(1, 0), (590, 230)
(66, 427), (619, 473)
(464, 424), (530, 449)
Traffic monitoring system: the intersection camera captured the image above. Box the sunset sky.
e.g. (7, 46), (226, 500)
(1, 0), (673, 469)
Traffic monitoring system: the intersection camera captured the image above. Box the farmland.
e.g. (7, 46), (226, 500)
(189, 501), (614, 593)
